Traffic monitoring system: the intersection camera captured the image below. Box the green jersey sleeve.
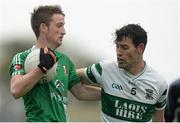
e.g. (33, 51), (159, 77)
(9, 50), (30, 78)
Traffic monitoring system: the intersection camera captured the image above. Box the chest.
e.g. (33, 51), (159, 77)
(100, 70), (160, 104)
(49, 63), (69, 95)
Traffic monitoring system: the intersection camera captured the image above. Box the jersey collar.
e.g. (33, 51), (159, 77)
(122, 61), (147, 80)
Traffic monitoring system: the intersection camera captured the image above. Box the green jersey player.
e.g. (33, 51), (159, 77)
(77, 24), (168, 122)
(9, 5), (100, 122)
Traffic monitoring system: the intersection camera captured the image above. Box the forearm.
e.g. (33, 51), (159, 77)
(11, 67), (44, 99)
(71, 83), (101, 101)
(79, 84), (101, 101)
(76, 68), (90, 85)
(74, 68), (101, 100)
(152, 109), (165, 122)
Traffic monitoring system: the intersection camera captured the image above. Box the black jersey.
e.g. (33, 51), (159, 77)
(165, 78), (180, 122)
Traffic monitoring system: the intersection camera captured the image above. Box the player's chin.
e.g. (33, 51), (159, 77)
(118, 62), (126, 68)
(56, 40), (62, 46)
(53, 42), (62, 49)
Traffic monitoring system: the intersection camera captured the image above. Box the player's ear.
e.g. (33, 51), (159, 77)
(137, 43), (145, 54)
(40, 23), (48, 33)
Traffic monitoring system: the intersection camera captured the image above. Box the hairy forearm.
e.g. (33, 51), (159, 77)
(71, 83), (101, 101)
(74, 68), (101, 100)
(79, 85), (101, 101)
(11, 67), (44, 99)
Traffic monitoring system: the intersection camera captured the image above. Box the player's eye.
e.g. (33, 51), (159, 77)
(116, 44), (129, 50)
(57, 23), (65, 28)
(121, 45), (129, 50)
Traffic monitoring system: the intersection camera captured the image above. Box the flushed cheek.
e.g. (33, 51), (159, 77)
(126, 54), (137, 64)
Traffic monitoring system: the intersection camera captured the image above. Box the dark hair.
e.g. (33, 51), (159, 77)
(31, 5), (65, 38)
(114, 24), (147, 48)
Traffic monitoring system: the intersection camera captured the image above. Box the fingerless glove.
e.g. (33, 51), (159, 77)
(38, 48), (58, 73)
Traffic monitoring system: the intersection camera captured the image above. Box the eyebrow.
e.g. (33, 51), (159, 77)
(56, 21), (65, 25)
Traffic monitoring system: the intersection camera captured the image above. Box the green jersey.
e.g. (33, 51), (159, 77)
(85, 60), (167, 122)
(9, 46), (80, 122)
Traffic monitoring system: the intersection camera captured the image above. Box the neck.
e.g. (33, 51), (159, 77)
(127, 60), (145, 75)
(35, 37), (56, 50)
(35, 40), (47, 48)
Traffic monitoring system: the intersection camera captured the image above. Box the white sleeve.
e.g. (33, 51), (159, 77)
(155, 80), (168, 110)
(84, 62), (103, 85)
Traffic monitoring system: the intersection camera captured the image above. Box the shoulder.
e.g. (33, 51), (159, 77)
(146, 66), (165, 81)
(90, 60), (118, 76)
(99, 60), (117, 68)
(9, 49), (31, 76)
(55, 50), (71, 61)
(142, 65), (168, 99)
(54, 50), (74, 66)
(54, 50), (71, 59)
(145, 65), (168, 88)
(12, 49), (31, 63)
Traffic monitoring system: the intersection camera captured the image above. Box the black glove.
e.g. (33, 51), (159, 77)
(38, 48), (58, 73)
